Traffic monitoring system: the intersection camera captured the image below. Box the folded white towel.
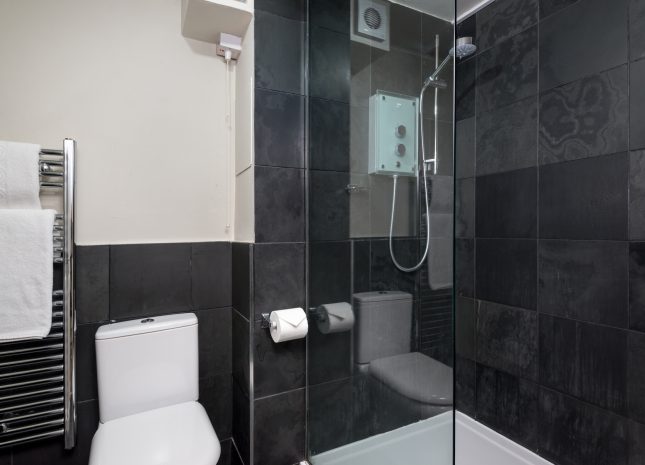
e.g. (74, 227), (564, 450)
(0, 209), (55, 340)
(0, 140), (42, 209)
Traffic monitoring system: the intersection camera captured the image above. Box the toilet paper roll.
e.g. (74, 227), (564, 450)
(317, 302), (354, 334)
(269, 308), (308, 343)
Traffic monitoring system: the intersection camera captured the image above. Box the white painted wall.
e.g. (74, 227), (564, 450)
(0, 0), (245, 245)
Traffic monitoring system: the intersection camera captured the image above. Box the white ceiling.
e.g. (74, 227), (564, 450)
(394, 0), (496, 24)
(457, 0), (495, 21)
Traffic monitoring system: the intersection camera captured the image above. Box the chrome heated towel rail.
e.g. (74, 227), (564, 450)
(0, 139), (76, 449)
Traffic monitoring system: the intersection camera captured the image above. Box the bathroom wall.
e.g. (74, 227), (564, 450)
(0, 0), (238, 245)
(455, 0), (645, 463)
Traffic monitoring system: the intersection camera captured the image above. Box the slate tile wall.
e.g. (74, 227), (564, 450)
(455, 0), (645, 462)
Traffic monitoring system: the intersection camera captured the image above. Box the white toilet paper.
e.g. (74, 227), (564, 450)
(317, 302), (354, 334)
(269, 308), (308, 343)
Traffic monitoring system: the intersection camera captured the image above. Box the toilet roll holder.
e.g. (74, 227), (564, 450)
(260, 313), (277, 329)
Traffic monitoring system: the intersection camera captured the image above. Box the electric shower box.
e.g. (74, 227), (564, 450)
(368, 91), (418, 177)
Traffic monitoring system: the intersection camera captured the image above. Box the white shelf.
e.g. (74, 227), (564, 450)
(181, 0), (253, 43)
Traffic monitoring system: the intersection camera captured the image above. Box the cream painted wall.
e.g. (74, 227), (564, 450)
(0, 0), (242, 245)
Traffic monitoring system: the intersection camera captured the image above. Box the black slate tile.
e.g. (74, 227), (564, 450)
(627, 331), (645, 423)
(476, 364), (538, 449)
(200, 372), (232, 439)
(309, 97), (349, 172)
(76, 323), (99, 402)
(456, 117), (476, 178)
(540, 315), (628, 413)
(456, 297), (476, 359)
(254, 388), (305, 465)
(309, 26), (350, 102)
(352, 240), (371, 293)
(370, 48), (422, 99)
(538, 240), (629, 327)
(631, 0), (645, 61)
(456, 238), (475, 297)
(539, 0), (628, 91)
(475, 238), (537, 309)
(476, 97), (538, 175)
(191, 242), (231, 310)
(253, 321), (306, 397)
(232, 309), (250, 396)
(629, 242), (645, 332)
(255, 89), (305, 168)
(476, 0), (538, 51)
(629, 419), (645, 465)
(232, 382), (250, 465)
(390, 2), (422, 54)
(308, 323), (351, 385)
(475, 167), (537, 238)
(309, 170), (349, 241)
(309, 241), (351, 308)
(476, 26), (538, 113)
(539, 387), (629, 465)
(455, 356), (476, 416)
(196, 307), (232, 378)
(370, 239), (419, 294)
(631, 59), (645, 150)
(254, 10), (304, 95)
(456, 178), (475, 238)
(539, 0), (578, 18)
(539, 65), (629, 164)
(630, 151), (645, 239)
(75, 245), (109, 324)
(109, 243), (192, 319)
(309, 378), (353, 454)
(253, 242), (305, 316)
(477, 300), (538, 380)
(456, 58), (476, 120)
(538, 153), (629, 240)
(254, 0), (304, 19)
(254, 166), (305, 243)
(309, 0), (349, 33)
(232, 242), (252, 320)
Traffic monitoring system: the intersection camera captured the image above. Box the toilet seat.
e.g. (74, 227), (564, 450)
(89, 401), (219, 465)
(369, 352), (453, 405)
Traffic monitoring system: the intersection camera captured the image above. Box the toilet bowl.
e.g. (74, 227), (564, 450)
(88, 313), (220, 465)
(353, 291), (453, 430)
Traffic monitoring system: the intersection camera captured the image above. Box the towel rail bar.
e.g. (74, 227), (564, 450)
(0, 140), (76, 450)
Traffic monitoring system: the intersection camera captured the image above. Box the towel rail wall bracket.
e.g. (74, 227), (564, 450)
(0, 139), (76, 450)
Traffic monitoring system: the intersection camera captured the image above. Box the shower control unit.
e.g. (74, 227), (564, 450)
(368, 90), (418, 177)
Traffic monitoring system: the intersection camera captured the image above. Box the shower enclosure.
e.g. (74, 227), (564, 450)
(306, 1), (456, 463)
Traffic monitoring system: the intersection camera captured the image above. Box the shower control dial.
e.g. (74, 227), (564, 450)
(395, 143), (406, 156)
(395, 124), (406, 138)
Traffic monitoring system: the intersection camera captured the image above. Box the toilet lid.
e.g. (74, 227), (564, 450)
(89, 401), (220, 465)
(369, 352), (453, 405)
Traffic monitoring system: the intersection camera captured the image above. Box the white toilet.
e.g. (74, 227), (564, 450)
(88, 313), (220, 465)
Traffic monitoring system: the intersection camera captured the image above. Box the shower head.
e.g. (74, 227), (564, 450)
(423, 36), (477, 88)
(449, 36), (477, 59)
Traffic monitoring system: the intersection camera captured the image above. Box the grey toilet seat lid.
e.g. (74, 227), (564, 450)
(369, 352), (453, 405)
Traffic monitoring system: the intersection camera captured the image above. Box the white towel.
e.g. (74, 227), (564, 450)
(0, 209), (55, 340)
(0, 140), (42, 209)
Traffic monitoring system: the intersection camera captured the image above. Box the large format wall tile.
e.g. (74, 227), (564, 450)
(539, 315), (628, 413)
(629, 242), (645, 332)
(232, 243), (252, 320)
(255, 10), (304, 95)
(631, 0), (645, 61)
(476, 301), (537, 380)
(75, 246), (109, 324)
(539, 0), (577, 19)
(456, 297), (476, 359)
(538, 388), (628, 465)
(455, 356), (476, 416)
(309, 26), (350, 103)
(539, 65), (629, 165)
(538, 153), (628, 240)
(456, 117), (475, 178)
(309, 97), (349, 172)
(476, 364), (538, 449)
(253, 242), (305, 316)
(254, 89), (305, 168)
(475, 167), (537, 238)
(309, 170), (349, 241)
(308, 378), (353, 454)
(191, 243), (232, 310)
(630, 59), (645, 150)
(476, 0), (538, 51)
(539, 0), (628, 91)
(627, 331), (645, 423)
(476, 97), (537, 175)
(254, 389), (305, 465)
(538, 240), (629, 327)
(309, 241), (351, 307)
(630, 151), (645, 239)
(476, 26), (538, 113)
(456, 238), (475, 297)
(370, 239), (419, 294)
(456, 178), (474, 238)
(309, 0), (349, 33)
(254, 166), (305, 243)
(456, 59), (476, 120)
(475, 238), (537, 309)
